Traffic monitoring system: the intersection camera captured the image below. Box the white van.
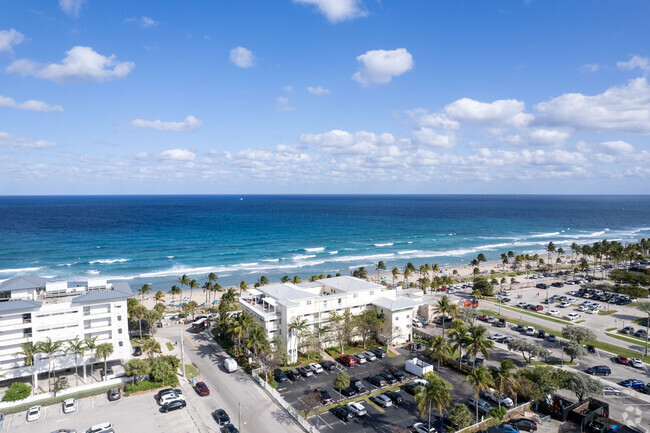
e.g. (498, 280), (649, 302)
(224, 357), (238, 373)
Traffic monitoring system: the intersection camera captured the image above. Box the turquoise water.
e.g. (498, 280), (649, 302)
(0, 195), (648, 291)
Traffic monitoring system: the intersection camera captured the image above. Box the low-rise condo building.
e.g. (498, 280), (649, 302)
(0, 276), (133, 384)
(239, 276), (421, 362)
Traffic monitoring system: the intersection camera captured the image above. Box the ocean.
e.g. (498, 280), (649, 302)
(1, 195), (649, 292)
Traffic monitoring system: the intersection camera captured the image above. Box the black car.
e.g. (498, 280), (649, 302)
(331, 406), (354, 422)
(382, 371), (398, 384)
(384, 390), (403, 404)
(286, 369), (300, 381)
(213, 409), (230, 425)
(320, 360), (336, 371)
(586, 366), (611, 376)
(389, 368), (406, 381)
(496, 318), (506, 328)
(632, 384), (650, 395)
(107, 387), (121, 401)
(315, 389), (333, 404)
(297, 366), (312, 377)
(371, 348), (386, 358)
(536, 283), (548, 289)
(161, 399), (186, 413)
(368, 376), (387, 387)
(133, 346), (142, 356)
(221, 425), (239, 433)
(273, 368), (288, 383)
(508, 418), (537, 432)
(516, 324), (525, 332)
(336, 386), (357, 397)
(537, 330), (546, 338)
(586, 344), (596, 353)
(403, 381), (424, 395)
(350, 379), (367, 393)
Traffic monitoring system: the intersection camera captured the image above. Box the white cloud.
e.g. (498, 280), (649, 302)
(301, 129), (395, 154)
(405, 109), (460, 130)
(159, 149), (196, 161)
(599, 140), (634, 154)
(580, 64), (600, 72)
(59, 0), (86, 17)
(535, 77), (650, 134)
(0, 131), (56, 149)
(411, 128), (455, 148)
(7, 46), (135, 83)
(504, 128), (569, 147)
(130, 115), (203, 132)
(283, 85), (294, 92)
(124, 16), (160, 28)
(276, 97), (295, 112)
(230, 46), (255, 68)
(294, 0), (366, 23)
(443, 98), (533, 129)
(352, 48), (414, 87)
(307, 86), (330, 95)
(0, 29), (24, 53)
(617, 55), (650, 73)
(0, 95), (64, 112)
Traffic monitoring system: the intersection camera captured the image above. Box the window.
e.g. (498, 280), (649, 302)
(370, 291), (374, 295)
(353, 294), (358, 298)
(118, 341), (123, 347)
(338, 299), (342, 305)
(118, 328), (123, 334)
(395, 317), (399, 321)
(306, 300), (312, 305)
(117, 315), (122, 321)
(323, 302), (327, 308)
(406, 314), (410, 318)
(407, 324), (411, 328)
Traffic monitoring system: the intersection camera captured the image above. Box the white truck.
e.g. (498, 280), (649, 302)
(405, 358), (433, 378)
(223, 357), (238, 373)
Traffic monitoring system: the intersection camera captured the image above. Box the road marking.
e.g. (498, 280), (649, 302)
(185, 335), (198, 350)
(316, 414), (334, 430)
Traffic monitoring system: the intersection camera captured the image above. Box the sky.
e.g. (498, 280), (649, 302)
(1, 0), (649, 194)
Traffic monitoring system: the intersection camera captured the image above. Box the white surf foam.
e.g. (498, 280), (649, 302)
(374, 243), (394, 247)
(304, 247), (325, 253)
(86, 270), (100, 275)
(0, 266), (43, 274)
(293, 254), (316, 260)
(89, 258), (130, 265)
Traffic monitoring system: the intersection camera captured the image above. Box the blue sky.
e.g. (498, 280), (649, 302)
(1, 0), (649, 194)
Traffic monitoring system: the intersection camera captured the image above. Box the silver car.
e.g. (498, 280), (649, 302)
(362, 351), (377, 361)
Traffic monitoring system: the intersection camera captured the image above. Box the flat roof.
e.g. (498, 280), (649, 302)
(256, 283), (316, 307)
(0, 276), (47, 292)
(318, 276), (383, 292)
(372, 296), (422, 311)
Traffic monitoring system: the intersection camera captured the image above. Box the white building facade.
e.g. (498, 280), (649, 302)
(0, 276), (133, 384)
(239, 276), (421, 362)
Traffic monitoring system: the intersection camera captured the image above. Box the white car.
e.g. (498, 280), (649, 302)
(488, 333), (506, 340)
(578, 305), (589, 312)
(516, 301), (527, 308)
(558, 302), (570, 308)
(412, 422), (437, 433)
(346, 401), (367, 416)
(631, 358), (644, 368)
(86, 422), (114, 433)
(412, 319), (423, 328)
(62, 398), (77, 414)
(159, 393), (185, 405)
(525, 326), (535, 336)
(26, 406), (41, 422)
(362, 351), (377, 361)
(446, 288), (456, 294)
(548, 309), (560, 316)
(309, 362), (324, 373)
(484, 387), (514, 408)
(588, 308), (600, 315)
(564, 313), (580, 321)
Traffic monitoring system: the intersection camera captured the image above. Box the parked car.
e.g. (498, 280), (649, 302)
(603, 386), (621, 396)
(213, 408), (231, 425)
(309, 362), (324, 373)
(26, 406), (41, 422)
(631, 358), (644, 368)
(340, 355), (357, 367)
(133, 346), (142, 356)
(489, 333), (506, 340)
(107, 387), (121, 401)
(159, 393), (185, 405)
(412, 319), (424, 328)
(368, 375), (387, 387)
(384, 390), (403, 404)
(466, 397), (493, 415)
(482, 388), (514, 408)
(586, 366), (611, 376)
(346, 401), (367, 416)
(362, 351), (377, 361)
(547, 334), (557, 343)
(336, 386), (356, 397)
(371, 348), (386, 358)
(619, 379), (644, 387)
(85, 422), (114, 433)
(621, 327), (635, 335)
(353, 353), (367, 364)
(525, 326), (535, 336)
(617, 355), (630, 365)
(537, 330), (546, 339)
(403, 380), (427, 395)
(320, 360), (336, 371)
(548, 309), (560, 316)
(0, 413), (4, 430)
(507, 418), (538, 432)
(298, 366), (313, 377)
(494, 424), (519, 433)
(62, 398), (77, 414)
(370, 394), (393, 407)
(516, 324), (525, 332)
(586, 344), (596, 353)
(412, 423), (437, 433)
(331, 406), (354, 422)
(564, 313), (580, 320)
(382, 371), (398, 384)
(632, 384), (650, 395)
(195, 381), (210, 396)
(274, 368), (288, 382)
(389, 368), (406, 381)
(496, 318), (507, 328)
(221, 425), (239, 433)
(157, 388), (182, 399)
(286, 369), (300, 380)
(315, 389), (333, 404)
(351, 379), (367, 393)
(161, 399), (186, 413)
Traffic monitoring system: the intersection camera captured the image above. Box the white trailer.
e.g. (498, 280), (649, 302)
(405, 358), (434, 378)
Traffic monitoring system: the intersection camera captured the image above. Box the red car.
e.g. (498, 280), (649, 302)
(534, 305), (544, 311)
(478, 315), (489, 321)
(617, 355), (629, 365)
(340, 355), (357, 367)
(195, 381), (210, 396)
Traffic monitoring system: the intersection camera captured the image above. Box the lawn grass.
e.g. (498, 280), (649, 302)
(184, 364), (200, 381)
(165, 342), (174, 352)
(605, 331), (649, 347)
(527, 360), (577, 366)
(496, 303), (573, 326)
(599, 310), (618, 315)
(480, 308), (562, 334)
(606, 327), (617, 332)
(2, 383), (119, 415)
(586, 337), (649, 362)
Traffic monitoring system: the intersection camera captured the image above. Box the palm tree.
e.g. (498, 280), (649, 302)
(188, 279), (199, 300)
(170, 285), (182, 303)
(84, 336), (98, 378)
(414, 372), (451, 433)
(145, 309), (160, 337)
(391, 267), (400, 287)
(289, 316), (308, 347)
(292, 275), (302, 284)
(403, 267), (412, 286)
(177, 274), (190, 297)
(239, 280), (248, 296)
(37, 337), (64, 391)
(131, 303), (146, 341)
(545, 242), (556, 266)
(138, 284), (151, 303)
(221, 287), (238, 308)
(95, 343), (114, 381)
(433, 295), (457, 338)
(142, 338), (161, 358)
(16, 342), (39, 394)
(466, 326), (494, 366)
(66, 337), (86, 386)
(246, 324), (269, 355)
(466, 365), (494, 421)
(449, 322), (469, 369)
(229, 311), (254, 349)
(280, 275), (290, 283)
(207, 272), (218, 302)
(426, 335), (452, 373)
(476, 254), (487, 269)
(376, 261), (386, 277)
(154, 290), (164, 304)
(489, 359), (517, 409)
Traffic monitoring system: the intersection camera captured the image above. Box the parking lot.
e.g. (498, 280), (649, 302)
(1, 384), (201, 433)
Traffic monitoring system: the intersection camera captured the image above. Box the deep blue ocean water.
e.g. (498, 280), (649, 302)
(1, 195), (649, 291)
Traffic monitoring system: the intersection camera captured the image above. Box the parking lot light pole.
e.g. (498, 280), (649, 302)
(180, 329), (186, 379)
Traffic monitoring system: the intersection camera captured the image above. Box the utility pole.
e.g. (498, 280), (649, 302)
(238, 402), (242, 432)
(180, 329), (186, 379)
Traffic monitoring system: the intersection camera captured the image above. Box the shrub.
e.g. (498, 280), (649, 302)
(125, 380), (164, 393)
(2, 382), (32, 402)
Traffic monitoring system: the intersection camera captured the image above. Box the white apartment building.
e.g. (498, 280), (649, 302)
(0, 276), (133, 384)
(239, 276), (422, 362)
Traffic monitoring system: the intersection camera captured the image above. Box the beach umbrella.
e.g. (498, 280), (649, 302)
(212, 300), (219, 304)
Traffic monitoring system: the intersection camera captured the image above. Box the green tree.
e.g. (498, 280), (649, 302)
(473, 277), (494, 296)
(292, 275), (302, 284)
(177, 274), (190, 297)
(466, 326), (494, 366)
(2, 382), (32, 402)
(391, 267), (400, 287)
(138, 283), (152, 303)
(280, 275), (290, 283)
(130, 303), (147, 341)
(125, 358), (151, 383)
(476, 253), (487, 268)
(489, 359), (517, 409)
(563, 341), (587, 363)
(426, 335), (452, 373)
(414, 372), (451, 432)
(565, 371), (603, 400)
(182, 300), (198, 320)
(334, 371), (350, 390)
(448, 403), (473, 429)
(145, 309), (160, 337)
(36, 337), (64, 391)
(561, 325), (596, 345)
(518, 366), (564, 402)
(246, 324), (269, 355)
(449, 322), (470, 369)
(354, 309), (384, 349)
(150, 357), (176, 386)
(289, 317), (308, 350)
(459, 308), (481, 326)
(507, 338), (548, 363)
(96, 343), (114, 381)
(466, 365), (494, 421)
(433, 295), (458, 338)
(143, 338), (161, 358)
(488, 406), (508, 421)
(16, 342), (39, 394)
(376, 261), (386, 277)
(84, 336), (98, 377)
(66, 337), (86, 386)
(188, 279), (199, 300)
(154, 289), (164, 303)
(229, 310), (254, 349)
(170, 285), (182, 303)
